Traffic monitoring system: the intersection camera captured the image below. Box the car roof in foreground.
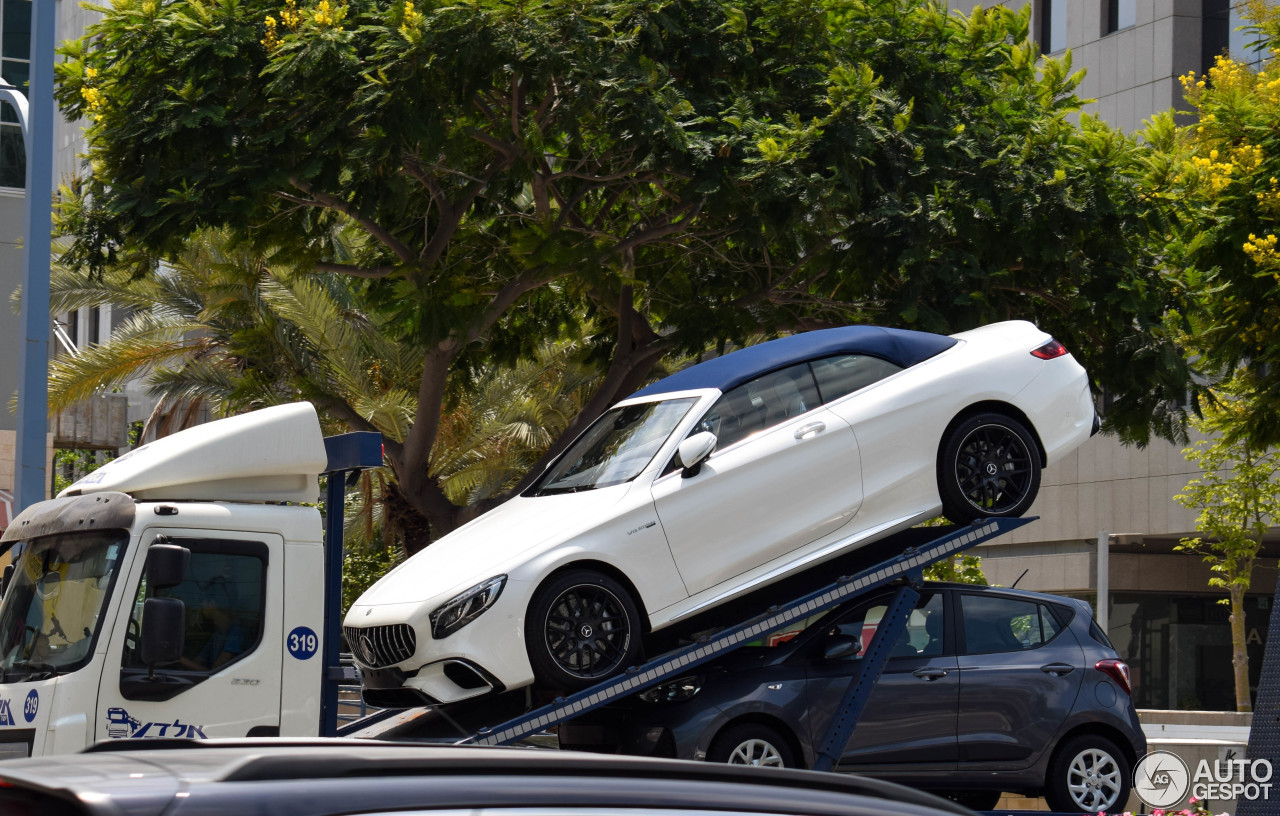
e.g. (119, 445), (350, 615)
(629, 325), (958, 399)
(0, 739), (971, 816)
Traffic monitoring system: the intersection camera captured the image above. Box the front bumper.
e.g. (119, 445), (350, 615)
(345, 579), (536, 706)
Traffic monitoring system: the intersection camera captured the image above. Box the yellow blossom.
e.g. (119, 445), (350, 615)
(262, 16), (281, 49)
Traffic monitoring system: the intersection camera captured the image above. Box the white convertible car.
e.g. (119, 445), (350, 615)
(345, 321), (1096, 707)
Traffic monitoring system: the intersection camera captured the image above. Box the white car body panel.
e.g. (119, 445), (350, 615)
(345, 320), (1096, 704)
(653, 407), (861, 595)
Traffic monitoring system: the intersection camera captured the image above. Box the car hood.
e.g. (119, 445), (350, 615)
(354, 487), (633, 606)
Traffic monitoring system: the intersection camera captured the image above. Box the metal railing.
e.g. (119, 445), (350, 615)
(337, 653), (380, 725)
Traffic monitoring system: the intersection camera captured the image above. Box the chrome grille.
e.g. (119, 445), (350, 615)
(344, 624), (417, 669)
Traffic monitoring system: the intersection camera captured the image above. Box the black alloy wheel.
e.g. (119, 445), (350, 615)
(939, 412), (1041, 523)
(526, 569), (641, 690)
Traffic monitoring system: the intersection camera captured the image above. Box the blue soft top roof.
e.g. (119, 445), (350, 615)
(630, 326), (958, 398)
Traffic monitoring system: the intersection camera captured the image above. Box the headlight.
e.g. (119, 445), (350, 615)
(429, 575), (506, 639)
(638, 674), (703, 703)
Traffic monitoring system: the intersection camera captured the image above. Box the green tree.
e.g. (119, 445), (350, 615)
(923, 554), (988, 585)
(1174, 389), (1280, 712)
(55, 0), (1197, 540)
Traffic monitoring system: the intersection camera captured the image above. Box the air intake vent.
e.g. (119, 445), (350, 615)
(344, 624), (416, 669)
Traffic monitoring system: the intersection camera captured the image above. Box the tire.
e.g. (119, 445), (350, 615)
(939, 412), (1041, 523)
(1043, 734), (1132, 814)
(525, 569), (642, 691)
(707, 723), (797, 769)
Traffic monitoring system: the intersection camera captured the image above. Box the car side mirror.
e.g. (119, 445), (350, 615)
(140, 597), (186, 679)
(822, 634), (862, 660)
(677, 432), (717, 478)
(146, 539), (190, 590)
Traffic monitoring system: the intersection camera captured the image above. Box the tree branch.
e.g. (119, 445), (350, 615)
(314, 262), (398, 279)
(286, 177), (417, 264)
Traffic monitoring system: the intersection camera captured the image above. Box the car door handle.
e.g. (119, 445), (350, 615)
(912, 667), (949, 680)
(794, 421), (826, 440)
(1041, 663), (1075, 676)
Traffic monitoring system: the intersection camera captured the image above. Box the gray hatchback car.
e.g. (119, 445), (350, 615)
(560, 582), (1145, 813)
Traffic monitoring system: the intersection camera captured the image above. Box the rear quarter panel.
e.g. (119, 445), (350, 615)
(823, 324), (1047, 523)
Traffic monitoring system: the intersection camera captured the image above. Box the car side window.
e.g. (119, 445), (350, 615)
(823, 593), (944, 660)
(809, 354), (902, 403)
(690, 362), (821, 452)
(960, 594), (1062, 654)
(123, 544), (266, 674)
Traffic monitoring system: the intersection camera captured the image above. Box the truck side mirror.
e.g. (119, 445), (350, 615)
(0, 564), (11, 598)
(676, 432), (717, 478)
(146, 541), (190, 590)
(822, 634), (862, 661)
(140, 597), (186, 679)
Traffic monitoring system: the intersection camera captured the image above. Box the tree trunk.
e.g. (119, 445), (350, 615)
(1231, 584), (1252, 712)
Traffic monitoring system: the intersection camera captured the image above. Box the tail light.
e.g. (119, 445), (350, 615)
(1096, 658), (1133, 695)
(1031, 339), (1069, 360)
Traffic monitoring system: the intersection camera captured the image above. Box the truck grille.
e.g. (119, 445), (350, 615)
(344, 624), (417, 669)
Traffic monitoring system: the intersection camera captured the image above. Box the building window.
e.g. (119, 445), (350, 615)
(1203, 0), (1231, 76)
(1039, 0), (1068, 53)
(1104, 0), (1136, 34)
(0, 0), (30, 189)
(1100, 591), (1271, 710)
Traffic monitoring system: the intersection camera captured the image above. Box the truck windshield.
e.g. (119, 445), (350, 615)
(0, 530), (128, 680)
(533, 398), (699, 495)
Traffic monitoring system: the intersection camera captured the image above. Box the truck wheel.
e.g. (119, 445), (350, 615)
(939, 412), (1040, 523)
(526, 569), (641, 691)
(1043, 734), (1131, 813)
(707, 723), (797, 768)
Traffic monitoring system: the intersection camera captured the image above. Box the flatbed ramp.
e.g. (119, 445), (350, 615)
(346, 516), (1034, 758)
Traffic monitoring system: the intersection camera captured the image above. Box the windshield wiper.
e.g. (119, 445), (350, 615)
(5, 661), (60, 681)
(536, 484), (594, 495)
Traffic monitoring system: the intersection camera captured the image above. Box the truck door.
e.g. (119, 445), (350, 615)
(94, 530), (284, 742)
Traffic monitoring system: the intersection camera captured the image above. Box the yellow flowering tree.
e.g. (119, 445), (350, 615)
(1147, 3), (1280, 444)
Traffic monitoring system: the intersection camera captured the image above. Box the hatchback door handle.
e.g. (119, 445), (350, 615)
(794, 421), (826, 440)
(912, 667), (949, 680)
(1041, 663), (1075, 676)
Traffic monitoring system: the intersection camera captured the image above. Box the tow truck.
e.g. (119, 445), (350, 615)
(0, 401), (1030, 763)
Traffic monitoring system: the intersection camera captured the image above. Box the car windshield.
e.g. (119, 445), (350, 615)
(0, 530), (128, 680)
(535, 398), (699, 495)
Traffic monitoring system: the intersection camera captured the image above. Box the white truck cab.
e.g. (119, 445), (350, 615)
(0, 403), (364, 758)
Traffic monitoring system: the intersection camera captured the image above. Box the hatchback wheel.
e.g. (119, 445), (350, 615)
(1044, 734), (1131, 813)
(526, 569), (642, 691)
(939, 412), (1041, 523)
(708, 724), (797, 769)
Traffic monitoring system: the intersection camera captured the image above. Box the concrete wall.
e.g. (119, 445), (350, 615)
(1070, 0), (1205, 132)
(969, 0), (1212, 133)
(1003, 432), (1203, 547)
